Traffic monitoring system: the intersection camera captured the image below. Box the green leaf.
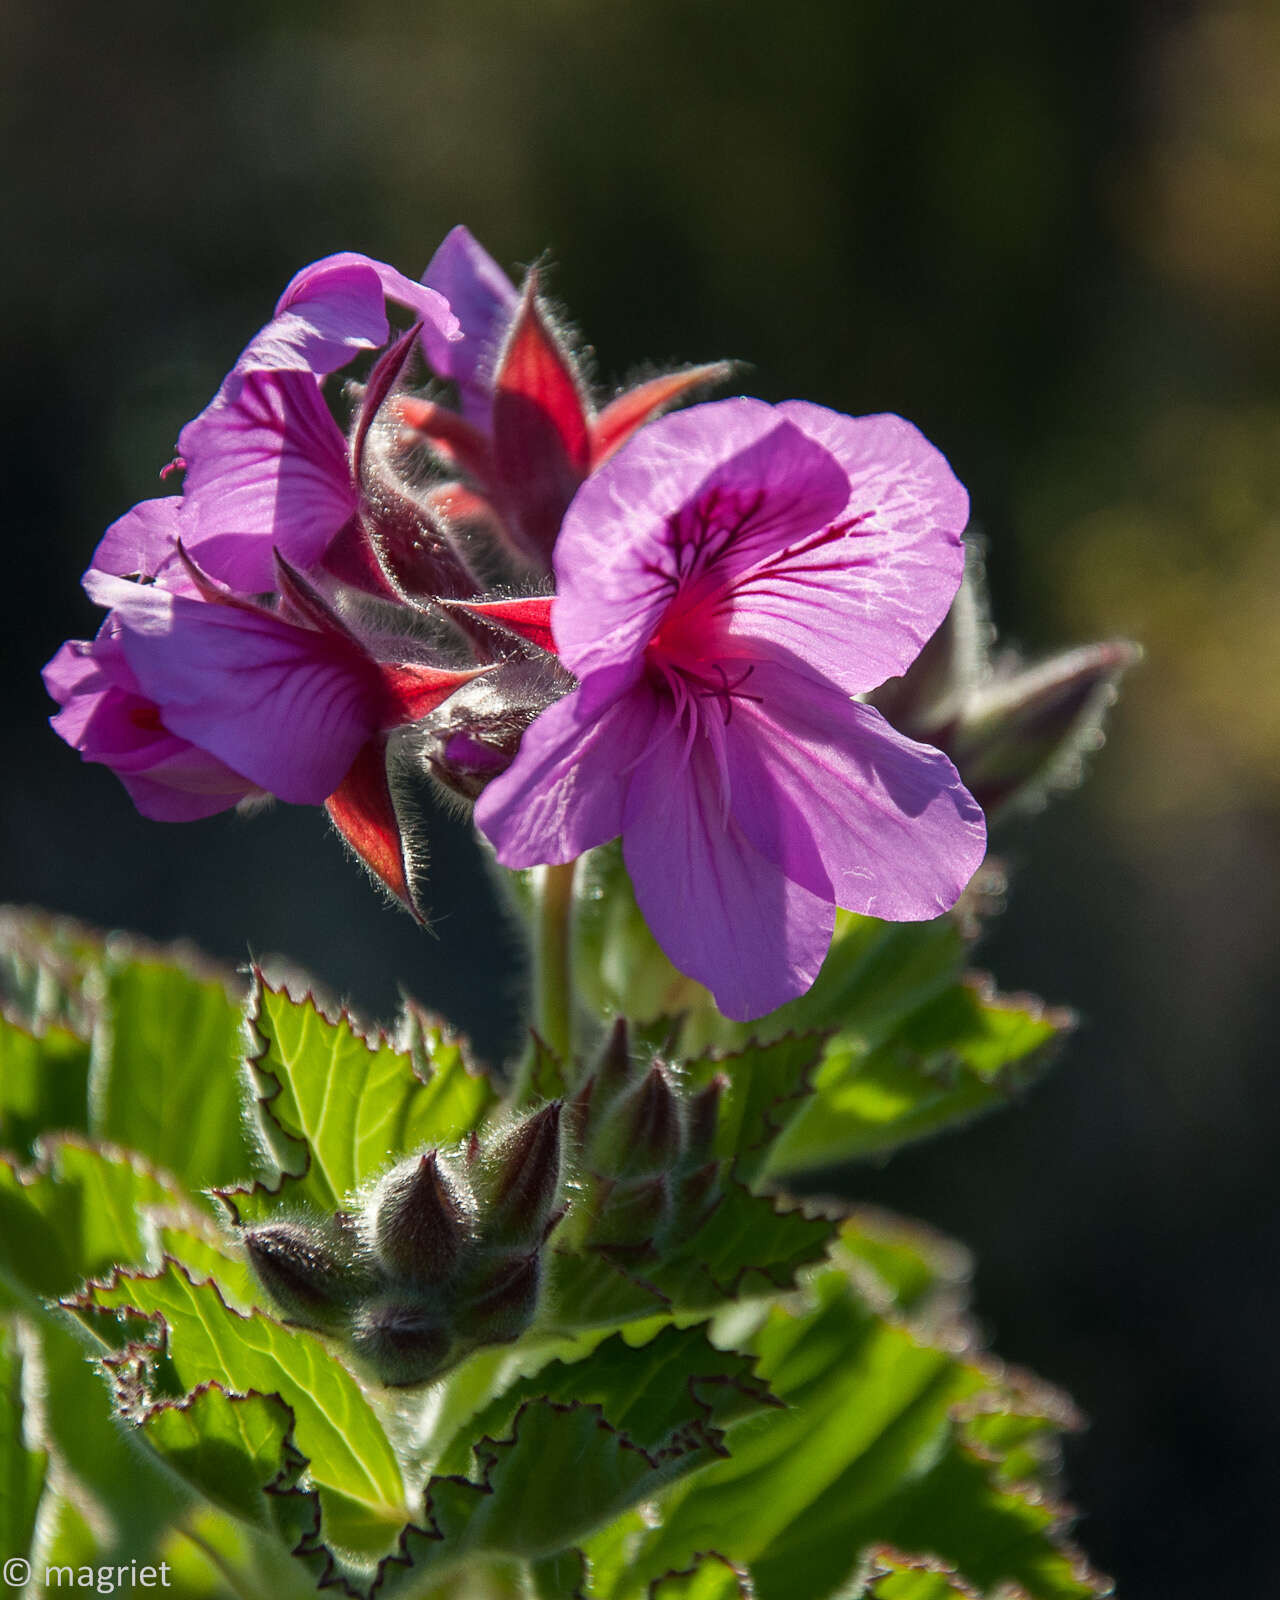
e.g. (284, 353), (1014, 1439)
(433, 1323), (778, 1479)
(139, 1384), (301, 1527)
(763, 975), (1065, 1177)
(864, 1549), (982, 1597)
(235, 974), (495, 1215)
(644, 1553), (752, 1598)
(389, 1330), (774, 1589)
(682, 1033), (826, 1187)
(0, 1015), (91, 1158)
(89, 949), (255, 1194)
(547, 1182), (834, 1331)
(69, 1263), (410, 1556)
(529, 1548), (591, 1599)
(0, 1140), (244, 1555)
(600, 1244), (1106, 1600)
(145, 1212), (265, 1314)
(0, 1320), (47, 1558)
(526, 1033), (569, 1102)
(31, 1487), (99, 1570)
(416, 1397), (714, 1576)
(0, 1137), (189, 1305)
(0, 906), (105, 1036)
(33, 1314), (186, 1559)
(574, 869), (1068, 1180)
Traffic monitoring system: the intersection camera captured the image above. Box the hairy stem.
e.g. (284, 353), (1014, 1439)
(534, 859), (577, 1067)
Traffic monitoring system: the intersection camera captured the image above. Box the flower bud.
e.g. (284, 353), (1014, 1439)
(594, 1017), (634, 1100)
(243, 1220), (367, 1330)
(349, 1298), (452, 1388)
(588, 1064), (682, 1179)
(587, 1172), (671, 1248)
(421, 657), (575, 802)
(461, 1250), (542, 1345)
(371, 1149), (470, 1287)
(673, 1161), (722, 1234)
(946, 641), (1139, 818)
(474, 1102), (564, 1248)
(684, 1075), (727, 1166)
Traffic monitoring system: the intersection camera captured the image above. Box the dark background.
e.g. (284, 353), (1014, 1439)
(6, 2), (1279, 1593)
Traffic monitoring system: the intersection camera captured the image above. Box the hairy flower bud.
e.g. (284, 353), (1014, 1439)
(461, 1250), (542, 1345)
(421, 655), (574, 803)
(943, 641), (1140, 818)
(588, 1064), (683, 1179)
(588, 1172), (671, 1248)
(349, 1298), (452, 1388)
(243, 1220), (368, 1330)
(474, 1102), (564, 1248)
(673, 1161), (722, 1234)
(684, 1075), (727, 1166)
(371, 1149), (470, 1286)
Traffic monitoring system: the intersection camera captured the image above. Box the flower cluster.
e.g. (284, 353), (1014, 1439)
(46, 228), (990, 1018)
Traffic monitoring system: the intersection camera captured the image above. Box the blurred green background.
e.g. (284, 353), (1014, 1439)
(6, 1), (1280, 1594)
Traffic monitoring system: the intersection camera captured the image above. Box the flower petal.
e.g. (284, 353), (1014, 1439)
(89, 497), (183, 583)
(421, 226), (518, 423)
(718, 403), (968, 694)
(84, 573), (379, 805)
(724, 662), (986, 919)
(178, 370), (358, 591)
(476, 671), (660, 868)
(623, 739), (835, 1021)
(113, 762), (257, 822)
(553, 397), (847, 683)
(43, 636), (257, 821)
(242, 252), (458, 378)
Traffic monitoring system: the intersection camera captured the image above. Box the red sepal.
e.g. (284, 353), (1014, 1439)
(321, 514), (400, 599)
(489, 272), (592, 568)
(393, 397), (495, 485)
(380, 662), (487, 724)
(441, 596), (557, 656)
(591, 362), (736, 466)
(425, 482), (500, 530)
(326, 739), (421, 920)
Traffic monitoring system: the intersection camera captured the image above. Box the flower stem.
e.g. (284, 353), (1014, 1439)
(533, 860), (577, 1069)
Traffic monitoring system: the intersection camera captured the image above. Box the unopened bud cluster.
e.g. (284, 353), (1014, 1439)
(561, 1020), (726, 1260)
(243, 1102), (564, 1386)
(243, 1023), (742, 1384)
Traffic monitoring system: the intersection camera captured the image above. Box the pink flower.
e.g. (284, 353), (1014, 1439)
(69, 551), (478, 915)
(475, 397), (988, 1021)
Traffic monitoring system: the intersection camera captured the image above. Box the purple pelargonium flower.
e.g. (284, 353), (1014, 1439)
(67, 552), (479, 916)
(475, 397), (988, 1021)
